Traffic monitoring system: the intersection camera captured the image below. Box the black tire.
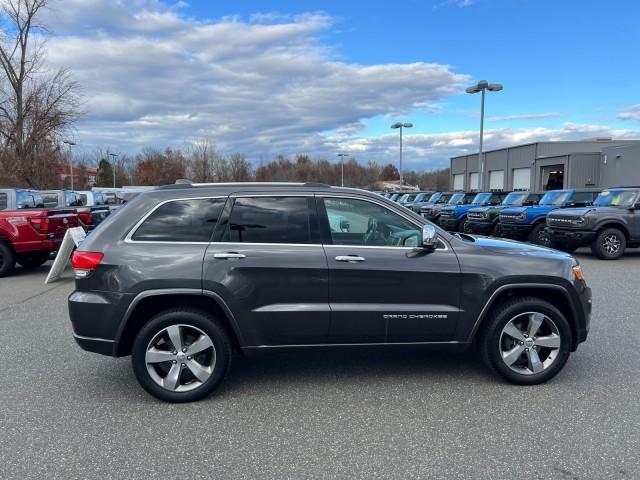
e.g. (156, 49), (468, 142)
(458, 218), (467, 233)
(491, 222), (502, 237)
(0, 241), (16, 277)
(17, 252), (50, 268)
(478, 296), (572, 385)
(132, 309), (232, 403)
(529, 223), (550, 246)
(549, 242), (578, 254)
(590, 228), (626, 260)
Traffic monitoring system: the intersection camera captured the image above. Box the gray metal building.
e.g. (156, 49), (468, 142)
(449, 139), (640, 192)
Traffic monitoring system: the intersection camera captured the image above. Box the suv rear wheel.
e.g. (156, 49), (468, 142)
(591, 227), (626, 260)
(479, 297), (571, 385)
(132, 309), (232, 402)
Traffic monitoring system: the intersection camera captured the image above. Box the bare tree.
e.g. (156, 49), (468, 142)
(0, 0), (81, 187)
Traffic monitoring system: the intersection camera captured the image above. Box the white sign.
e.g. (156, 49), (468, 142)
(44, 227), (86, 284)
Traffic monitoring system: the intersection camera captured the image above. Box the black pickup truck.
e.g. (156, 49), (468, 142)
(546, 187), (640, 259)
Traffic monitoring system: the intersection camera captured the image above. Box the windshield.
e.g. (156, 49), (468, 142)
(414, 193), (427, 202)
(398, 194), (409, 202)
(502, 192), (528, 206)
(435, 193), (452, 204)
(448, 193), (465, 205)
(471, 193), (492, 205)
(540, 190), (570, 206)
(594, 190), (638, 207)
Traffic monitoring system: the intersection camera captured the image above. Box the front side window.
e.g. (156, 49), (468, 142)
(222, 196), (313, 244)
(133, 198), (225, 242)
(16, 190), (36, 209)
(323, 197), (421, 247)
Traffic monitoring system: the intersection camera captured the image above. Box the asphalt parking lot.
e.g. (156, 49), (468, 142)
(1, 250), (639, 480)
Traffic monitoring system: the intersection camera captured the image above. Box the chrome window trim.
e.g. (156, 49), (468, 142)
(318, 193), (450, 251)
(124, 195), (228, 243)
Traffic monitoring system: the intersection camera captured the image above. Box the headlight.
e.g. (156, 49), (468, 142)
(571, 217), (587, 226)
(515, 213), (526, 221)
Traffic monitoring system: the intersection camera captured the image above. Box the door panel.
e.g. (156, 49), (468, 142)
(319, 196), (462, 343)
(202, 195), (330, 346)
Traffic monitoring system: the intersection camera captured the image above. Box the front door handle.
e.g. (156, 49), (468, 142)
(335, 255), (365, 263)
(213, 252), (246, 260)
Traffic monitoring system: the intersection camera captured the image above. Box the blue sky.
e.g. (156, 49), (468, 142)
(44, 0), (640, 169)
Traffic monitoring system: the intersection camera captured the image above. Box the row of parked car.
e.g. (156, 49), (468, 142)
(0, 187), (129, 276)
(379, 187), (640, 260)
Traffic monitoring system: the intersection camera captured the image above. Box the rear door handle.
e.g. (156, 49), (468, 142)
(213, 252), (246, 260)
(335, 255), (365, 263)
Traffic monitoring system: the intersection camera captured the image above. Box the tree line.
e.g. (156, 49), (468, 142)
(0, 0), (449, 192)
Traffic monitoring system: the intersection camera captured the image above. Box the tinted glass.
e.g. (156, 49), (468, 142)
(471, 193), (492, 205)
(16, 190), (36, 209)
(79, 193), (88, 204)
(42, 193), (58, 208)
(435, 193), (452, 204)
(323, 197), (420, 247)
(0, 193), (7, 210)
(540, 190), (570, 206)
(571, 192), (597, 205)
(133, 198), (225, 242)
(223, 196), (312, 244)
(448, 193), (465, 205)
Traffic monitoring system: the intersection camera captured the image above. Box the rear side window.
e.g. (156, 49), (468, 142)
(222, 196), (313, 244)
(0, 193), (7, 210)
(132, 198), (225, 242)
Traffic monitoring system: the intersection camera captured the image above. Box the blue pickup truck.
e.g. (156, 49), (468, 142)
(499, 189), (600, 245)
(438, 191), (509, 232)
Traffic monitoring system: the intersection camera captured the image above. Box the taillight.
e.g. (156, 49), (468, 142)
(29, 217), (49, 233)
(78, 212), (93, 225)
(71, 251), (104, 277)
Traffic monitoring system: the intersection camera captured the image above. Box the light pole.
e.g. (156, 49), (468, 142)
(465, 80), (503, 190)
(108, 153), (118, 188)
(337, 153), (349, 187)
(390, 122), (413, 190)
(63, 140), (76, 190)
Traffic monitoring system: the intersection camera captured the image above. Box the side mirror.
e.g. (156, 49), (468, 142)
(421, 224), (438, 251)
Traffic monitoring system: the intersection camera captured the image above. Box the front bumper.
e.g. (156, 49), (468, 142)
(499, 223), (533, 239)
(575, 285), (592, 347)
(438, 217), (461, 231)
(465, 220), (495, 235)
(546, 227), (596, 245)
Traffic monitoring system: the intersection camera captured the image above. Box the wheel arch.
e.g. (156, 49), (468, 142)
(595, 221), (629, 240)
(115, 289), (245, 356)
(467, 284), (579, 350)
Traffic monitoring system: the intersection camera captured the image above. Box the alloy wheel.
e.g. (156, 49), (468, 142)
(602, 234), (621, 254)
(145, 324), (216, 392)
(499, 312), (561, 375)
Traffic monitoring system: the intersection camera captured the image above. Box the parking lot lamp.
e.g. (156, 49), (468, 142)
(63, 140), (76, 190)
(108, 153), (118, 188)
(466, 80), (503, 190)
(337, 153), (349, 187)
(390, 122), (413, 189)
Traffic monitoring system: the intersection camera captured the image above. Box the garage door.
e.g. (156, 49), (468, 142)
(489, 170), (504, 190)
(512, 168), (531, 190)
(453, 174), (464, 190)
(469, 173), (479, 190)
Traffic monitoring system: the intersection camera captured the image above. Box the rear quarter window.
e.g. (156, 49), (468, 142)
(132, 198), (226, 242)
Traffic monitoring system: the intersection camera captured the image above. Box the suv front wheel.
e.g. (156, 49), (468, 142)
(479, 297), (571, 385)
(591, 227), (626, 260)
(132, 309), (232, 402)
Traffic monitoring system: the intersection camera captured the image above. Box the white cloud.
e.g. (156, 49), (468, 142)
(618, 104), (640, 121)
(42, 1), (470, 162)
(487, 113), (562, 122)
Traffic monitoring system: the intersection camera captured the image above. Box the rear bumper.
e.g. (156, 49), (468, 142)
(438, 217), (461, 231)
(500, 223), (533, 239)
(546, 227), (596, 245)
(72, 332), (115, 356)
(465, 220), (495, 235)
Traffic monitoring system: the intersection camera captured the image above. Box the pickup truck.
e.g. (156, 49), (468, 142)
(41, 189), (109, 230)
(438, 191), (509, 232)
(420, 192), (468, 223)
(545, 187), (640, 258)
(499, 189), (600, 246)
(0, 208), (79, 276)
(0, 188), (45, 210)
(465, 192), (541, 236)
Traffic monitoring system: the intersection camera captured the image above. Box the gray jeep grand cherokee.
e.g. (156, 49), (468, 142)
(69, 183), (591, 402)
